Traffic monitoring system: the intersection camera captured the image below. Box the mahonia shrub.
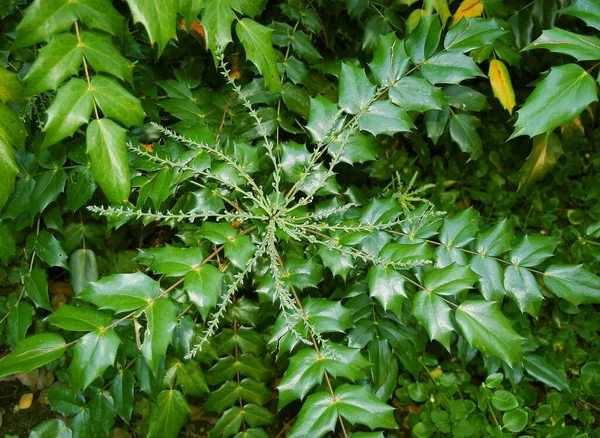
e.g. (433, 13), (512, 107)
(0, 0), (599, 437)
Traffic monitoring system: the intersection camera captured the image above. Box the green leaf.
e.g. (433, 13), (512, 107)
(369, 33), (411, 86)
(29, 419), (72, 438)
(111, 370), (135, 421)
(389, 77), (446, 112)
(200, 0), (236, 62)
(306, 95), (344, 144)
(338, 63), (376, 114)
(70, 248), (99, 294)
(543, 264), (600, 305)
(278, 343), (370, 409)
(560, 0), (600, 31)
(449, 113), (482, 159)
(147, 390), (191, 438)
(423, 263), (479, 295)
(444, 18), (507, 52)
(91, 75), (145, 127)
(405, 14), (442, 63)
(304, 297), (353, 333)
(199, 222), (237, 244)
(69, 328), (120, 390)
(0, 102), (27, 150)
(236, 18), (281, 93)
(0, 139), (18, 212)
(225, 234), (256, 269)
(14, 0), (77, 48)
(35, 230), (69, 269)
(0, 67), (26, 104)
(504, 266), (544, 317)
(7, 301), (33, 344)
(524, 28), (600, 61)
(475, 219), (513, 257)
(81, 31), (133, 83)
(48, 386), (85, 416)
(502, 408), (528, 433)
(124, 0), (178, 56)
(455, 300), (523, 366)
(230, 0), (267, 16)
(421, 52), (485, 85)
(75, 0), (125, 37)
(45, 305), (112, 331)
(42, 78), (94, 148)
(24, 268), (52, 311)
(379, 242), (434, 263)
(86, 118), (131, 204)
(358, 100), (415, 136)
(335, 384), (397, 429)
(523, 354), (569, 391)
(137, 245), (204, 276)
(328, 130), (378, 165)
(439, 208), (479, 248)
(24, 33), (83, 95)
(491, 389), (519, 411)
(286, 258), (323, 290)
(510, 64), (598, 139)
(367, 265), (406, 318)
(508, 235), (557, 267)
(79, 272), (160, 313)
(471, 257), (506, 301)
(141, 298), (177, 374)
(412, 290), (454, 351)
(185, 265), (224, 320)
(0, 333), (66, 378)
(287, 391), (337, 438)
(0, 224), (16, 263)
(172, 359), (209, 396)
(518, 133), (564, 192)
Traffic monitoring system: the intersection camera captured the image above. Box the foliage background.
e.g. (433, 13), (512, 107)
(0, 0), (599, 437)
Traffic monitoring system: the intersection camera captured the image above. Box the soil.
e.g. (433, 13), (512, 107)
(0, 379), (54, 437)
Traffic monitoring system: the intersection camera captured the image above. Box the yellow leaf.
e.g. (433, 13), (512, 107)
(17, 393), (33, 410)
(452, 0), (484, 25)
(489, 59), (516, 115)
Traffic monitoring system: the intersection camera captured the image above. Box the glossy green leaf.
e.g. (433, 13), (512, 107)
(7, 301), (33, 344)
(421, 52), (485, 85)
(287, 391), (337, 438)
(236, 19), (281, 93)
(286, 257), (323, 290)
(0, 66), (26, 104)
(278, 343), (370, 409)
(81, 31), (133, 83)
(369, 33), (410, 86)
(200, 0), (236, 62)
(137, 245), (204, 276)
(508, 235), (557, 267)
(389, 76), (446, 112)
(380, 242), (434, 263)
(367, 265), (406, 318)
(543, 264), (600, 305)
(14, 0), (77, 48)
(35, 230), (69, 269)
(24, 267), (52, 311)
(24, 33), (83, 95)
(423, 263), (479, 295)
(439, 208), (479, 248)
(79, 272), (160, 313)
(70, 248), (99, 294)
(124, 0), (178, 56)
(449, 113), (482, 159)
(475, 219), (513, 257)
(560, 0), (600, 30)
(42, 78), (94, 147)
(76, 0), (125, 37)
(444, 18), (507, 52)
(45, 305), (112, 331)
(86, 118), (131, 204)
(111, 369), (135, 421)
(303, 297), (353, 333)
(405, 14), (442, 63)
(518, 132), (564, 192)
(0, 333), (66, 378)
(523, 354), (569, 391)
(0, 139), (18, 212)
(358, 100), (415, 136)
(306, 95), (344, 144)
(147, 390), (191, 438)
(492, 389), (519, 411)
(524, 28), (600, 61)
(0, 102), (27, 150)
(339, 63), (376, 114)
(511, 64), (598, 139)
(412, 290), (454, 351)
(504, 266), (544, 317)
(91, 75), (145, 127)
(172, 359), (209, 396)
(69, 328), (120, 390)
(455, 300), (523, 366)
(185, 264), (224, 320)
(29, 419), (72, 438)
(471, 256), (506, 301)
(502, 408), (528, 433)
(141, 297), (177, 374)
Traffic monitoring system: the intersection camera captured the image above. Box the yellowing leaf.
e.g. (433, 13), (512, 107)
(452, 0), (484, 25)
(18, 393), (34, 410)
(489, 59), (516, 115)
